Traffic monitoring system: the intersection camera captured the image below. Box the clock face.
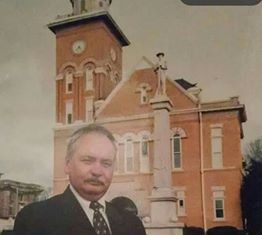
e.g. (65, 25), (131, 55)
(72, 40), (86, 54)
(110, 47), (117, 62)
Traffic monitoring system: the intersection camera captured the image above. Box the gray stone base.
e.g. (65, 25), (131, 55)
(145, 223), (184, 235)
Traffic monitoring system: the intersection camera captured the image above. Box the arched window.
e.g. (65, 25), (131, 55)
(65, 72), (73, 94)
(170, 127), (186, 170)
(125, 137), (134, 173)
(86, 68), (93, 91)
(85, 63), (95, 91)
(172, 134), (182, 169)
(113, 134), (120, 174)
(140, 134), (150, 173)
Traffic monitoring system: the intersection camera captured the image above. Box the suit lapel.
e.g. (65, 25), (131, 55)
(59, 186), (97, 235)
(58, 187), (127, 235)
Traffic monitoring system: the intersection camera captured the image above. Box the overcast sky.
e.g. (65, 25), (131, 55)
(0, 0), (261, 187)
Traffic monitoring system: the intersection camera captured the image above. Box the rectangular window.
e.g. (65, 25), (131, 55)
(66, 101), (73, 125)
(125, 138), (134, 173)
(213, 189), (225, 220)
(67, 114), (72, 124)
(172, 135), (182, 169)
(215, 199), (224, 218)
(211, 126), (223, 168)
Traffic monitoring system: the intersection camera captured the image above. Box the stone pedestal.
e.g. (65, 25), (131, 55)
(146, 95), (184, 235)
(145, 187), (184, 235)
(149, 188), (177, 223)
(150, 95), (173, 189)
(145, 224), (184, 235)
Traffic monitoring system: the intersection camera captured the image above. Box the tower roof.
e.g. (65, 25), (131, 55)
(48, 11), (130, 47)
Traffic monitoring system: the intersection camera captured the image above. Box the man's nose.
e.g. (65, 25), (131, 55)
(90, 162), (103, 175)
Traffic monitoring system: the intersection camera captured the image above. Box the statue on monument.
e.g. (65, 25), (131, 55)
(70, 0), (112, 15)
(154, 52), (167, 96)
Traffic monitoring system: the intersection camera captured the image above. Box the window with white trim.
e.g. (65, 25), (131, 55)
(86, 67), (94, 91)
(211, 126), (223, 168)
(140, 87), (148, 104)
(135, 83), (151, 105)
(65, 101), (73, 124)
(114, 142), (119, 174)
(140, 135), (150, 173)
(213, 189), (225, 220)
(172, 134), (182, 169)
(65, 72), (73, 94)
(176, 191), (186, 216)
(125, 137), (134, 173)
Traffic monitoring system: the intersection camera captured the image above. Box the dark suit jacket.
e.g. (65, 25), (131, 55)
(14, 187), (146, 235)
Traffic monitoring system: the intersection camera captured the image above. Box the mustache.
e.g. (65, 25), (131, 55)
(84, 178), (104, 186)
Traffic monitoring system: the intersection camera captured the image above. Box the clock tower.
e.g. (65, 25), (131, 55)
(48, 0), (129, 193)
(48, 0), (129, 125)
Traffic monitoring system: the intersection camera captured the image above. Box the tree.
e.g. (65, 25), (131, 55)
(241, 138), (262, 235)
(245, 138), (262, 163)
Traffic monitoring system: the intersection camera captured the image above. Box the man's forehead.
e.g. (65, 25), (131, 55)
(75, 132), (116, 152)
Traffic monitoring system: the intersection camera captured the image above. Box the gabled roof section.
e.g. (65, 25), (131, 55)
(96, 69), (200, 120)
(96, 68), (156, 119)
(167, 77), (200, 106)
(96, 55), (203, 119)
(130, 56), (155, 71)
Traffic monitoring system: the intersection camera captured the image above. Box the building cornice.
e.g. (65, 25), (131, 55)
(47, 11), (130, 46)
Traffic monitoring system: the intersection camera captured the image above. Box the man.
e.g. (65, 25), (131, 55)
(14, 124), (146, 235)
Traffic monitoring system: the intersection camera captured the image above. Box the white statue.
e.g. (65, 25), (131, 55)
(154, 52), (167, 96)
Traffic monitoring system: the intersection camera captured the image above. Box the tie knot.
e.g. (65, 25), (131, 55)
(90, 201), (103, 211)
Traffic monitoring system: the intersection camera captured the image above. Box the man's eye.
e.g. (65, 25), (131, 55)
(81, 158), (93, 163)
(102, 161), (113, 168)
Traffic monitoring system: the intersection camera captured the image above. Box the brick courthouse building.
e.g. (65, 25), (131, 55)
(48, 0), (247, 231)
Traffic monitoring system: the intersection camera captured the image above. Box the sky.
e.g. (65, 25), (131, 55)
(0, 0), (261, 187)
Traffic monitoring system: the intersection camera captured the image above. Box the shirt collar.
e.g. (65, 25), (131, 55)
(69, 184), (106, 211)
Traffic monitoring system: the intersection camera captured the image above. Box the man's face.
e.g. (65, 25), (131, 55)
(65, 132), (116, 201)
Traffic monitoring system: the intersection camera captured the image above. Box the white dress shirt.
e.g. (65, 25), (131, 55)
(69, 185), (111, 231)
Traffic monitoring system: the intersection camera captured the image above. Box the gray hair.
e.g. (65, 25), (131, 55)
(65, 124), (116, 161)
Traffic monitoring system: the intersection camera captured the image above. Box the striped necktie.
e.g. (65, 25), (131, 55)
(90, 201), (111, 235)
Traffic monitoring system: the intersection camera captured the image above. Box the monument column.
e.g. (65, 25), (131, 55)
(146, 53), (183, 235)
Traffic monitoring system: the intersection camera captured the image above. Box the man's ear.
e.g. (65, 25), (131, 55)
(64, 159), (70, 174)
